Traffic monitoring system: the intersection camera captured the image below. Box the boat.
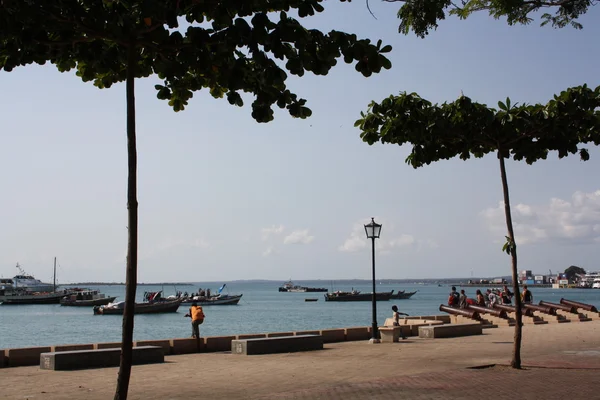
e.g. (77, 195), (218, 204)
(324, 290), (394, 302)
(0, 289), (67, 304)
(593, 278), (600, 289)
(180, 294), (243, 306)
(390, 290), (418, 300)
(305, 298), (318, 302)
(11, 262), (56, 292)
(1, 258), (69, 305)
(278, 280), (328, 292)
(60, 289), (117, 306)
(93, 298), (183, 315)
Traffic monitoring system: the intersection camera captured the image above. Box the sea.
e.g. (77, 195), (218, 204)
(1, 280), (600, 349)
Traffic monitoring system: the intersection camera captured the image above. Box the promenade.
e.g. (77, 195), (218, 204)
(2, 320), (599, 399)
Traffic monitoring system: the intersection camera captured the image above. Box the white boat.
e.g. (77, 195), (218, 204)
(11, 263), (55, 292)
(592, 278), (600, 289)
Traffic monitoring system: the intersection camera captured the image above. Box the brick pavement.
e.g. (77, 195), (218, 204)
(2, 321), (599, 400)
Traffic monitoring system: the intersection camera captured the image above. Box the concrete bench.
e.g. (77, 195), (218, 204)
(418, 323), (482, 339)
(231, 334), (323, 355)
(379, 326), (410, 343)
(40, 345), (164, 371)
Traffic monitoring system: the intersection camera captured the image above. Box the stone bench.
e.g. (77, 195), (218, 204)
(40, 345), (164, 371)
(418, 323), (482, 339)
(379, 326), (411, 343)
(231, 334), (323, 355)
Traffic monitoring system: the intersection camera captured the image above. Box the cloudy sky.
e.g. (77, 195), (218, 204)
(1, 3), (599, 283)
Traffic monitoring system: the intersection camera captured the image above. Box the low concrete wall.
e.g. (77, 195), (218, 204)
(205, 335), (236, 352)
(1, 350), (6, 368)
(237, 334), (267, 340)
(294, 330), (320, 336)
(135, 340), (171, 355)
(52, 344), (94, 352)
(95, 342), (122, 350)
(266, 332), (295, 338)
(319, 329), (346, 343)
(6, 346), (52, 367)
(345, 327), (370, 341)
(170, 338), (204, 354)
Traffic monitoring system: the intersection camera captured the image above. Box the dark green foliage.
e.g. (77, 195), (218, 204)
(564, 265), (586, 281)
(0, 0), (392, 121)
(384, 0), (594, 38)
(356, 85), (600, 166)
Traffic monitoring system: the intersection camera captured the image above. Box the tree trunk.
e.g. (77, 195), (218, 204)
(498, 151), (522, 369)
(115, 42), (138, 400)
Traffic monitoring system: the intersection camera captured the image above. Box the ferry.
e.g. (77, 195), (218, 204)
(11, 263), (55, 292)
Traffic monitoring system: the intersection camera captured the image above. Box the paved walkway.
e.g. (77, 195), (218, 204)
(2, 320), (599, 399)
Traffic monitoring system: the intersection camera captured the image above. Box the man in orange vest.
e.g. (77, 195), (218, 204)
(185, 302), (205, 338)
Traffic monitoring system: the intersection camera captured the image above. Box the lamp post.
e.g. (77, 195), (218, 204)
(364, 217), (382, 343)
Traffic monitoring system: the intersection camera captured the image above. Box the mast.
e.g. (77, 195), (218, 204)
(53, 257), (56, 293)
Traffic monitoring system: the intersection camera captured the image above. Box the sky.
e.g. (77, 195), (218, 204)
(1, 2), (600, 283)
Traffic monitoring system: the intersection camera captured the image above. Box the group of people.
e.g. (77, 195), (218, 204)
(182, 288), (212, 299)
(448, 285), (533, 309)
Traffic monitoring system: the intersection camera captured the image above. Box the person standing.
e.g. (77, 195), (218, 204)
(448, 286), (460, 307)
(521, 285), (533, 304)
(475, 289), (486, 306)
(185, 302), (205, 338)
(391, 305), (409, 340)
(501, 285), (513, 304)
(459, 289), (468, 309)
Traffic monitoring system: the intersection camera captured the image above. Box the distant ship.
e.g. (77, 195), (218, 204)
(278, 280), (328, 293)
(11, 263), (56, 292)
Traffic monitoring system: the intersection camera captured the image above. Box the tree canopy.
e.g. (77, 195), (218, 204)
(0, 0), (392, 121)
(564, 265), (586, 280)
(383, 0), (596, 38)
(356, 84), (600, 166)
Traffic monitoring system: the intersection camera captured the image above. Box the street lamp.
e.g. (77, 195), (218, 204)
(364, 217), (382, 343)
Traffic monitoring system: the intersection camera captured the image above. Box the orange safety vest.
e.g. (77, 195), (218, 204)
(190, 305), (205, 321)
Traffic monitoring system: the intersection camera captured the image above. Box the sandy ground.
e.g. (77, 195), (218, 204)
(2, 320), (600, 400)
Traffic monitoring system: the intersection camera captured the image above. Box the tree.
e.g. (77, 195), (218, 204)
(356, 85), (600, 368)
(564, 265), (586, 281)
(0, 1), (391, 398)
(382, 0), (596, 38)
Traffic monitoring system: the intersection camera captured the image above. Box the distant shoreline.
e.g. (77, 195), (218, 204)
(62, 277), (511, 286)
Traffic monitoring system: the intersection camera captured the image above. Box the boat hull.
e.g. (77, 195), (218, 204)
(1, 292), (65, 305)
(94, 299), (182, 315)
(324, 291), (394, 302)
(181, 294), (242, 306)
(61, 296), (118, 307)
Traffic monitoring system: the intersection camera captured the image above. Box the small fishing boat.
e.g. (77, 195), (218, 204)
(93, 298), (182, 315)
(305, 298), (318, 302)
(60, 289), (117, 307)
(390, 290), (418, 300)
(324, 290), (394, 302)
(180, 294), (243, 306)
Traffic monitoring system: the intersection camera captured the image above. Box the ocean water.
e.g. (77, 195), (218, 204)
(1, 281), (599, 349)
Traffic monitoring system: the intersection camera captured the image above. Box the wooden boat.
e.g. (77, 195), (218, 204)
(0, 290), (67, 305)
(305, 298), (318, 302)
(180, 294), (242, 306)
(61, 289), (117, 307)
(324, 290), (394, 302)
(93, 299), (182, 315)
(390, 290), (418, 300)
